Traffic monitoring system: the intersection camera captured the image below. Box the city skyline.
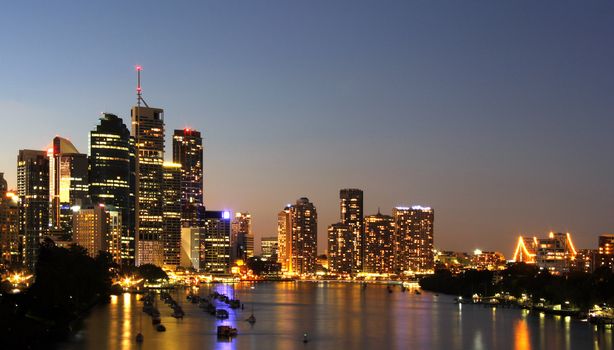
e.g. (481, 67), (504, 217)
(1, 1), (613, 256)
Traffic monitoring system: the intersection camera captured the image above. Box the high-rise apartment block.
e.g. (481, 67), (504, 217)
(172, 128), (204, 227)
(363, 211), (395, 274)
(18, 150), (49, 269)
(393, 206), (435, 273)
(277, 198), (317, 275)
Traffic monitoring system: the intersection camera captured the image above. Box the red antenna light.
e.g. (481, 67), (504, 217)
(136, 65), (142, 71)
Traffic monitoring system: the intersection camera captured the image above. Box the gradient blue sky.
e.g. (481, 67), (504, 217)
(1, 1), (613, 255)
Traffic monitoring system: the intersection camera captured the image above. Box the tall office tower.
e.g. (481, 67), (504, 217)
(162, 162), (181, 268)
(260, 236), (279, 261)
(48, 136), (89, 238)
(327, 223), (352, 274)
(0, 174), (20, 265)
(363, 211), (396, 274)
(172, 129), (204, 227)
(291, 198), (318, 275)
(72, 205), (109, 258)
(18, 150), (50, 269)
(598, 234), (614, 271)
(201, 210), (231, 274)
(339, 189), (364, 273)
(393, 206), (435, 273)
(277, 205), (293, 272)
(131, 104), (165, 266)
(231, 212), (253, 262)
(89, 113), (135, 265)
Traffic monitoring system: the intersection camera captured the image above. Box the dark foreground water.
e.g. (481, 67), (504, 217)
(59, 282), (613, 350)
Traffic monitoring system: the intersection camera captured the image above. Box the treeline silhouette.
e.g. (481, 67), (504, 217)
(0, 239), (113, 348)
(420, 263), (614, 309)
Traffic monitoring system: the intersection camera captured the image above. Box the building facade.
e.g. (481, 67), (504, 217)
(180, 227), (202, 270)
(327, 223), (353, 274)
(48, 137), (89, 239)
(393, 206), (435, 273)
(72, 205), (109, 258)
(18, 150), (50, 269)
(231, 212), (254, 262)
(512, 232), (577, 274)
(131, 105), (165, 266)
(363, 211), (395, 274)
(162, 162), (182, 268)
(339, 189), (363, 273)
(0, 175), (20, 265)
(260, 236), (278, 261)
(201, 211), (232, 274)
(172, 128), (204, 227)
(89, 113), (135, 266)
(597, 234), (614, 271)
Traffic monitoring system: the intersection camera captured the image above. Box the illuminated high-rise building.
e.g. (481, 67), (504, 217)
(201, 210), (231, 274)
(327, 223), (352, 275)
(162, 162), (182, 267)
(89, 113), (135, 265)
(172, 129), (204, 227)
(277, 199), (318, 275)
(18, 150), (49, 269)
(260, 236), (278, 261)
(231, 212), (254, 262)
(393, 206), (434, 273)
(48, 136), (89, 238)
(0, 174), (20, 265)
(277, 205), (292, 272)
(131, 104), (165, 266)
(339, 188), (363, 272)
(363, 211), (395, 274)
(597, 234), (614, 271)
(72, 205), (109, 258)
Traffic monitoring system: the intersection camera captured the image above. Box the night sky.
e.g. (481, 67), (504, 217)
(1, 1), (613, 255)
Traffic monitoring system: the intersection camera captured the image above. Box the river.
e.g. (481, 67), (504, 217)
(59, 282), (613, 349)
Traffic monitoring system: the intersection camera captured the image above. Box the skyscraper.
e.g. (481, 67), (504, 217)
(131, 105), (165, 266)
(172, 128), (204, 227)
(277, 205), (293, 272)
(597, 234), (613, 271)
(89, 113), (135, 265)
(363, 211), (395, 274)
(162, 162), (181, 268)
(18, 150), (49, 269)
(292, 198), (318, 275)
(48, 136), (89, 239)
(339, 188), (363, 273)
(393, 206), (434, 273)
(327, 223), (353, 274)
(201, 210), (232, 274)
(231, 212), (254, 262)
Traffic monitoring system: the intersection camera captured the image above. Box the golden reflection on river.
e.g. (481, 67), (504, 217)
(59, 283), (611, 350)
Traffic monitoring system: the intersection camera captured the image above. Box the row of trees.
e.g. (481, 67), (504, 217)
(420, 263), (614, 309)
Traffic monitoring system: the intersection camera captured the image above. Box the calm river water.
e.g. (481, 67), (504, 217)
(59, 282), (613, 350)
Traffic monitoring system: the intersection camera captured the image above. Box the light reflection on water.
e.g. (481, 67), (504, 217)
(59, 283), (613, 350)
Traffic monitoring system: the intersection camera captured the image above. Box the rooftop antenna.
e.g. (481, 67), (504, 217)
(136, 65), (149, 108)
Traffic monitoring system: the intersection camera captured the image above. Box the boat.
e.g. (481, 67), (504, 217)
(156, 324), (166, 332)
(135, 333), (144, 343)
(246, 314), (256, 324)
(217, 325), (238, 337)
(216, 309), (229, 319)
(414, 290), (421, 295)
(172, 310), (184, 319)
